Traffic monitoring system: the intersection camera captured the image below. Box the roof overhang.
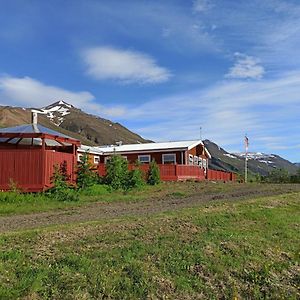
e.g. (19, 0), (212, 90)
(0, 132), (81, 146)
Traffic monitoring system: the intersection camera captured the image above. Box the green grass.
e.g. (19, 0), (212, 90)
(0, 181), (228, 216)
(0, 192), (299, 299)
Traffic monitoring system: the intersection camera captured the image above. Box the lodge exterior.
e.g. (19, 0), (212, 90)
(0, 121), (236, 192)
(78, 141), (237, 182)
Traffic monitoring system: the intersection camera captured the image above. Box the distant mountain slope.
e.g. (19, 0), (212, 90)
(0, 101), (148, 145)
(0, 101), (297, 176)
(204, 140), (298, 176)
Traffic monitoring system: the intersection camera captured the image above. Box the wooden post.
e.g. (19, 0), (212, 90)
(41, 137), (46, 190)
(72, 144), (77, 183)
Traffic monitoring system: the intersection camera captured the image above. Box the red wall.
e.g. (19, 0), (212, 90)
(0, 149), (76, 192)
(98, 163), (236, 182)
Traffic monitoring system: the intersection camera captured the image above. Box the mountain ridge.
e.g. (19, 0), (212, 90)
(203, 140), (298, 176)
(0, 101), (297, 176)
(1, 101), (149, 146)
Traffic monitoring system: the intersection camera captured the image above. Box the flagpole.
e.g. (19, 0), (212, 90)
(245, 134), (248, 183)
(245, 150), (248, 183)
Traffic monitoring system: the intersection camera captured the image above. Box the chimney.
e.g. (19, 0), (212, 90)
(31, 111), (38, 124)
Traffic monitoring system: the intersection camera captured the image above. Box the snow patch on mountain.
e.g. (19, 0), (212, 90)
(234, 152), (278, 166)
(33, 100), (73, 126)
(223, 153), (237, 159)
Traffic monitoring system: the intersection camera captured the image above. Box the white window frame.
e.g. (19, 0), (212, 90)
(189, 154), (193, 165)
(77, 153), (83, 162)
(138, 154), (151, 164)
(104, 156), (111, 164)
(162, 153), (176, 164)
(203, 159), (207, 169)
(198, 157), (203, 168)
(94, 156), (100, 164)
(194, 156), (198, 165)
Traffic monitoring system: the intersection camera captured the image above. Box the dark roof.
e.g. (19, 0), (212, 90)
(0, 124), (71, 138)
(0, 124), (80, 146)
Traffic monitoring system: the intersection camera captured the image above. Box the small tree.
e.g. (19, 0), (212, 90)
(147, 160), (160, 185)
(49, 163), (79, 201)
(105, 155), (128, 190)
(51, 163), (68, 191)
(77, 152), (97, 189)
(128, 161), (145, 189)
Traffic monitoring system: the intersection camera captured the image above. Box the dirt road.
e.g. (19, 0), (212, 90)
(1, 184), (300, 233)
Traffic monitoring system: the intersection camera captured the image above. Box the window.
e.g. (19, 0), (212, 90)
(194, 156), (198, 165)
(203, 159), (207, 169)
(104, 156), (111, 164)
(162, 153), (176, 164)
(77, 153), (83, 162)
(138, 155), (151, 164)
(198, 157), (203, 168)
(94, 156), (100, 164)
(189, 154), (193, 165)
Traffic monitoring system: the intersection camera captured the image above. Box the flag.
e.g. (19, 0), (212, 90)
(244, 135), (249, 152)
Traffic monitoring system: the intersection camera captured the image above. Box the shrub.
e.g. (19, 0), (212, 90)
(147, 160), (160, 185)
(8, 178), (22, 193)
(51, 164), (69, 191)
(128, 162), (145, 189)
(77, 152), (98, 190)
(263, 168), (290, 183)
(105, 155), (129, 190)
(49, 162), (79, 202)
(48, 188), (79, 202)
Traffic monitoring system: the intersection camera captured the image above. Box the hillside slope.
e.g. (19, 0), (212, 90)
(0, 101), (148, 146)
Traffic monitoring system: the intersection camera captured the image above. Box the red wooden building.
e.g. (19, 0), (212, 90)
(79, 140), (236, 182)
(0, 123), (80, 192)
(79, 140), (211, 169)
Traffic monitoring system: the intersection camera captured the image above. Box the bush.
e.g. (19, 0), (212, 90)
(51, 163), (69, 191)
(77, 152), (98, 190)
(147, 160), (160, 185)
(48, 162), (79, 202)
(128, 162), (145, 189)
(48, 188), (79, 202)
(105, 155), (129, 190)
(263, 168), (290, 183)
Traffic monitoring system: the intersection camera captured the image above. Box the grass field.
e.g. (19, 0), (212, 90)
(0, 185), (299, 299)
(0, 182), (248, 216)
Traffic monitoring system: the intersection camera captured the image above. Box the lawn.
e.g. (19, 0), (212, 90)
(0, 191), (299, 299)
(0, 181), (242, 216)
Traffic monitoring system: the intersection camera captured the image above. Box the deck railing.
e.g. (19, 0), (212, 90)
(98, 163), (236, 182)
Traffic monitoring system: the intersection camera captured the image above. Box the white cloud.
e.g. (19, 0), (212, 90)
(118, 71), (300, 160)
(193, 0), (213, 13)
(81, 46), (171, 84)
(0, 75), (126, 118)
(225, 53), (265, 80)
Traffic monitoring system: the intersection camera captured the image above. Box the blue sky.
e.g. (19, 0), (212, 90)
(0, 0), (299, 161)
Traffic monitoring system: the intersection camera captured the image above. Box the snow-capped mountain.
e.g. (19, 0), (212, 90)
(0, 101), (148, 146)
(32, 100), (73, 126)
(204, 140), (299, 176)
(234, 152), (277, 165)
